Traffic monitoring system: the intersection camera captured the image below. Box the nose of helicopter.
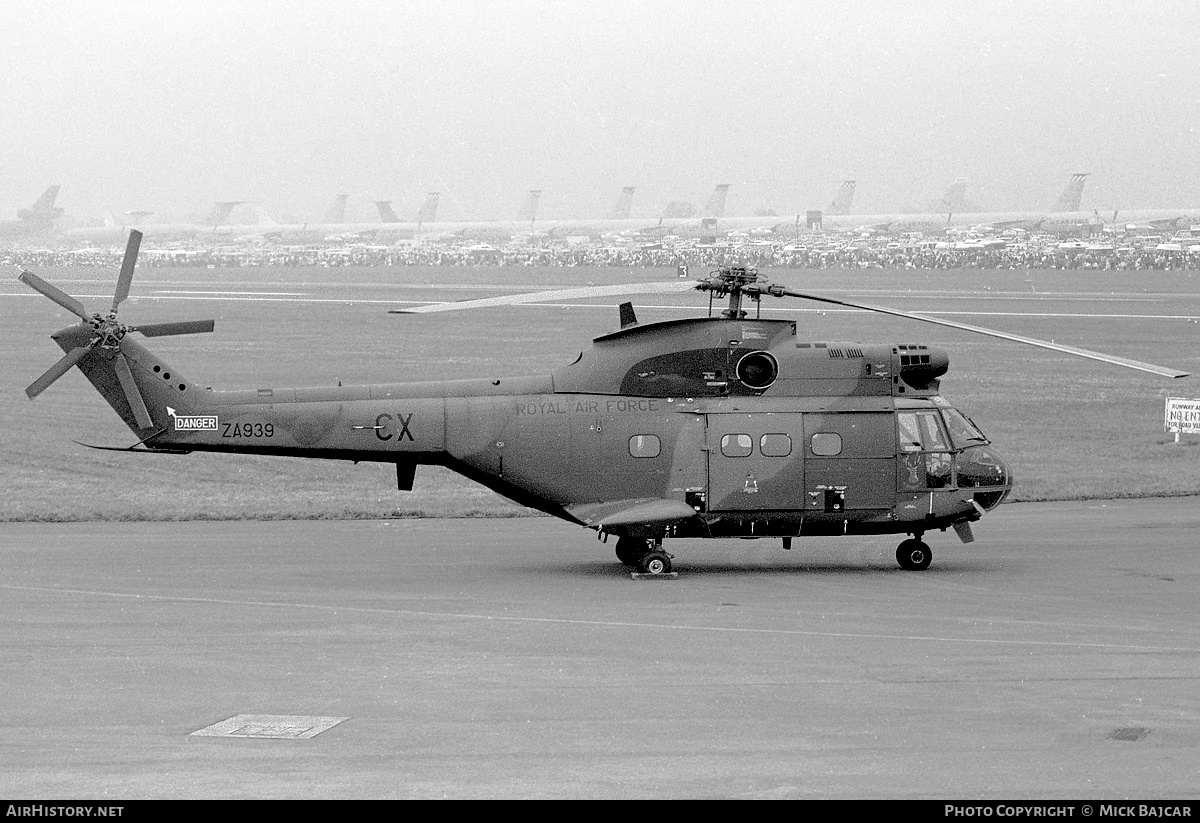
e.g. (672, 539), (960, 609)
(956, 445), (1013, 511)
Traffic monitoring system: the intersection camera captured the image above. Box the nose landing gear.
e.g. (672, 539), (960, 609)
(615, 536), (673, 575)
(639, 552), (672, 575)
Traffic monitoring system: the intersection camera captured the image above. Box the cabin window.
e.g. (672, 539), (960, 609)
(810, 432), (842, 456)
(720, 433), (753, 457)
(897, 413), (923, 452)
(760, 433), (792, 457)
(629, 434), (661, 458)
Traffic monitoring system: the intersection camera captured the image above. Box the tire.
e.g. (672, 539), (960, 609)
(897, 539), (932, 571)
(639, 551), (672, 575)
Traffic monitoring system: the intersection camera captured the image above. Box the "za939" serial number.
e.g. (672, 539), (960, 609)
(222, 422), (275, 438)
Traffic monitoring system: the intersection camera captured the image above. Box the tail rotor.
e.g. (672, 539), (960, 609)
(20, 230), (216, 426)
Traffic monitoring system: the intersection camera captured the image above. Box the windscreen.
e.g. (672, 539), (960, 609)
(941, 408), (989, 449)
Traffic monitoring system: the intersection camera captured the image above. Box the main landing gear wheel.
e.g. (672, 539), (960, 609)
(638, 551), (673, 575)
(615, 536), (650, 568)
(896, 538), (932, 571)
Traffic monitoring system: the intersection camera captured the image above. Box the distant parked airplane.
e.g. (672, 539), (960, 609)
(807, 173), (1199, 235)
(0, 185), (64, 241)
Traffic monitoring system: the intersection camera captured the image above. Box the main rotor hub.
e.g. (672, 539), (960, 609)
(719, 266), (760, 288)
(92, 312), (128, 349)
(697, 266), (778, 319)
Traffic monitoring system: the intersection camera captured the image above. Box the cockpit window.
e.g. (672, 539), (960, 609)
(897, 410), (949, 452)
(941, 408), (989, 449)
(919, 414), (948, 451)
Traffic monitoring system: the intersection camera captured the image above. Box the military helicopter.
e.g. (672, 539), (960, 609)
(19, 231), (1188, 575)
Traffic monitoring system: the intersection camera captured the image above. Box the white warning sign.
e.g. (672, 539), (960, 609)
(1164, 397), (1200, 434)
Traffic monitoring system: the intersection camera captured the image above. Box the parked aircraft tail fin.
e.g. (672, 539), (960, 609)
(702, 184), (730, 219)
(375, 201), (401, 223)
(827, 180), (856, 215)
(323, 194), (349, 224)
(17, 185), (64, 222)
(417, 192), (440, 223)
(254, 205), (279, 227)
(204, 201), (244, 227)
(609, 187), (636, 219)
(519, 190), (542, 225)
(934, 177), (968, 213)
(30, 184), (61, 210)
(1052, 173), (1089, 212)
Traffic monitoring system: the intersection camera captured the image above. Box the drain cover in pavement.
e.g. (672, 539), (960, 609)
(191, 714), (349, 740)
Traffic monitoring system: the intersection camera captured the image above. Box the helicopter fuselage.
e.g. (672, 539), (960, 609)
(53, 313), (1013, 546)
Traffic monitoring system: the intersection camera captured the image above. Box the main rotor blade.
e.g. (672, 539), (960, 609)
(18, 271), (90, 320)
(133, 319), (216, 337)
(111, 229), (143, 313)
(390, 281), (699, 314)
(25, 342), (95, 399)
(775, 287), (1190, 379)
(112, 352), (153, 429)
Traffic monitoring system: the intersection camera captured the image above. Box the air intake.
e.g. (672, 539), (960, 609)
(896, 345), (949, 390)
(736, 350), (778, 390)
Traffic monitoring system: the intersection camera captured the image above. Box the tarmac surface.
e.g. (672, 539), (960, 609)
(2, 499), (1199, 799)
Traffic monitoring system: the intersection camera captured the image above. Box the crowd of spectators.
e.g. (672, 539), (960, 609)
(5, 235), (1200, 271)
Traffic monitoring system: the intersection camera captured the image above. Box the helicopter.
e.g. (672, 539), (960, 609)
(19, 230), (1189, 575)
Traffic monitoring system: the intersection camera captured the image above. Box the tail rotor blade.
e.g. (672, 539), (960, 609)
(112, 229), (143, 313)
(25, 342), (95, 399)
(112, 352), (153, 429)
(134, 319), (215, 337)
(18, 271), (90, 320)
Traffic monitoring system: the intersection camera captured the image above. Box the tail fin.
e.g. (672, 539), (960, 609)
(519, 190), (542, 225)
(63, 330), (210, 436)
(827, 180), (856, 215)
(254, 204), (279, 227)
(375, 201), (401, 223)
(17, 185), (64, 222)
(30, 184), (61, 210)
(609, 187), (636, 219)
(701, 184), (730, 219)
(1052, 173), (1089, 212)
(323, 194), (349, 224)
(204, 201), (244, 227)
(417, 192), (440, 223)
(933, 177), (968, 213)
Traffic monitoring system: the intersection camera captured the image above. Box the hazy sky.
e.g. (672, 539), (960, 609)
(4, 0), (1199, 223)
